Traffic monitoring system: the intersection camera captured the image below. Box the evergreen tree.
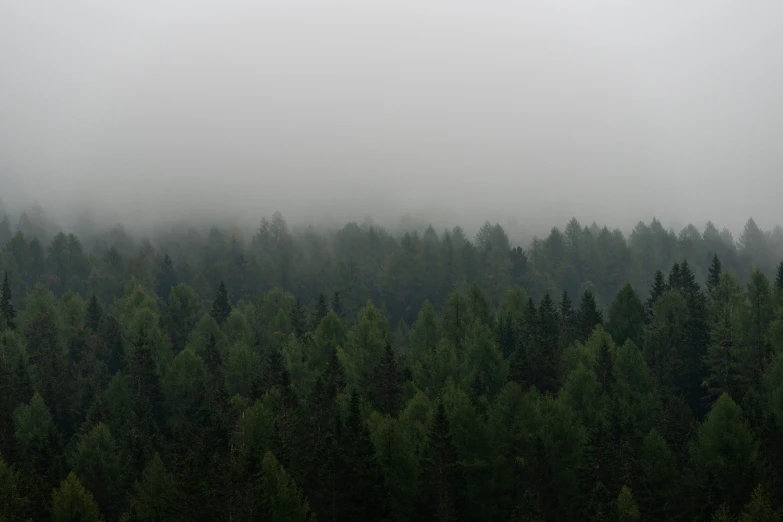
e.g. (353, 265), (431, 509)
(86, 293), (103, 333)
(331, 291), (344, 319)
(155, 254), (177, 300)
(341, 389), (388, 521)
(0, 455), (27, 521)
(367, 342), (405, 416)
(209, 280), (232, 326)
(776, 261), (783, 293)
(707, 254), (723, 294)
(559, 290), (576, 349)
(538, 293), (562, 392)
(51, 472), (102, 522)
(291, 297), (307, 337)
(596, 337), (615, 393)
(577, 290), (603, 342)
(645, 270), (667, 320)
(606, 283), (645, 348)
(257, 451), (315, 522)
(668, 262), (682, 291)
(312, 292), (329, 330)
(419, 401), (464, 521)
(0, 272), (16, 330)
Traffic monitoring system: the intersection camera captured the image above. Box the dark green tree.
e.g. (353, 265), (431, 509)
(155, 254), (177, 300)
(707, 254), (722, 294)
(291, 297), (307, 338)
(606, 283), (645, 348)
(86, 293), (102, 333)
(312, 292), (329, 330)
(419, 401), (464, 521)
(331, 291), (344, 319)
(775, 260), (783, 293)
(645, 270), (667, 320)
(0, 272), (15, 331)
(559, 290), (576, 349)
(577, 290), (603, 342)
(367, 342), (405, 416)
(209, 280), (232, 326)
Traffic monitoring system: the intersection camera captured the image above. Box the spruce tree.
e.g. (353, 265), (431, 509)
(645, 270), (667, 320)
(558, 290), (575, 349)
(707, 253), (723, 294)
(291, 297), (307, 337)
(86, 293), (102, 333)
(0, 272), (15, 330)
(331, 291), (344, 319)
(419, 401), (463, 521)
(209, 280), (232, 326)
(576, 290), (603, 342)
(341, 389), (387, 521)
(668, 262), (682, 291)
(367, 343), (404, 416)
(776, 260), (783, 293)
(155, 254), (177, 300)
(312, 292), (329, 330)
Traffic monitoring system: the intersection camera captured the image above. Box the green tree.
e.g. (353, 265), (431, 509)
(616, 486), (641, 522)
(775, 261), (783, 293)
(576, 290), (603, 342)
(70, 423), (122, 520)
(121, 453), (181, 522)
(707, 254), (722, 294)
(155, 254), (177, 300)
(209, 280), (232, 326)
(86, 293), (102, 333)
(606, 283), (645, 349)
(645, 270), (667, 320)
(0, 455), (27, 521)
(689, 394), (760, 518)
(703, 272), (744, 407)
(256, 451), (315, 522)
(291, 297), (307, 338)
(419, 401), (463, 521)
(51, 472), (102, 522)
(1, 271), (17, 330)
(311, 292), (329, 330)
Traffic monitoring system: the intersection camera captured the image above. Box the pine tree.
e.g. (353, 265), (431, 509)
(707, 254), (723, 294)
(155, 254), (177, 300)
(645, 270), (667, 320)
(86, 293), (103, 333)
(257, 451), (315, 522)
(538, 293), (561, 393)
(559, 290), (576, 349)
(51, 472), (102, 522)
(419, 401), (464, 521)
(367, 343), (404, 416)
(341, 389), (388, 521)
(312, 292), (329, 330)
(331, 291), (344, 319)
(776, 261), (783, 293)
(0, 272), (16, 330)
(606, 283), (645, 349)
(209, 280), (232, 326)
(291, 297), (307, 337)
(668, 262), (682, 291)
(596, 337), (615, 393)
(577, 290), (603, 342)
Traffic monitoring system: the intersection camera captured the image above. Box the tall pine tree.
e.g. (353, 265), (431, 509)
(210, 281), (232, 326)
(0, 272), (15, 330)
(86, 293), (103, 333)
(419, 401), (464, 521)
(577, 290), (603, 342)
(707, 254), (722, 294)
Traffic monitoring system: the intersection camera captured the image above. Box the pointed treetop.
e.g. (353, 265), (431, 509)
(210, 280), (232, 326)
(707, 254), (722, 294)
(775, 260), (783, 292)
(0, 272), (16, 330)
(86, 293), (103, 333)
(331, 291), (344, 319)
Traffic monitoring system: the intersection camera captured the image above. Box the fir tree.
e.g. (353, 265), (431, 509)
(0, 272), (15, 330)
(209, 280), (232, 326)
(312, 292), (329, 330)
(86, 293), (102, 333)
(707, 254), (723, 294)
(155, 254), (177, 300)
(668, 262), (682, 291)
(331, 291), (344, 319)
(341, 389), (388, 521)
(367, 343), (405, 416)
(776, 260), (783, 293)
(559, 290), (576, 349)
(419, 401), (463, 521)
(596, 337), (615, 393)
(576, 290), (603, 342)
(645, 270), (667, 320)
(291, 297), (307, 337)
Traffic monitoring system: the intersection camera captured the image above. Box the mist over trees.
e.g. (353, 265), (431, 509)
(1, 205), (783, 521)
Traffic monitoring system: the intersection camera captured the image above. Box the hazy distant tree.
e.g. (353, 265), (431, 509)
(209, 281), (232, 326)
(707, 254), (723, 294)
(155, 254), (177, 300)
(0, 272), (15, 330)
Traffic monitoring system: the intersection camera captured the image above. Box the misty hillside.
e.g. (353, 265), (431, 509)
(1, 208), (783, 521)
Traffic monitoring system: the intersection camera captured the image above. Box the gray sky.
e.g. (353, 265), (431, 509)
(1, 1), (782, 234)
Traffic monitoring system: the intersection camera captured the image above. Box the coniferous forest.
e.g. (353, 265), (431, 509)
(2, 210), (783, 521)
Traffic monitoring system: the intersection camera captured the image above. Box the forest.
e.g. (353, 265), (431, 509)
(2, 208), (783, 521)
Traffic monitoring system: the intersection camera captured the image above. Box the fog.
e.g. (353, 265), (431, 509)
(2, 1), (782, 237)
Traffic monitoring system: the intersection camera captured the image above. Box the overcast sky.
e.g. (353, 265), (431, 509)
(1, 1), (782, 233)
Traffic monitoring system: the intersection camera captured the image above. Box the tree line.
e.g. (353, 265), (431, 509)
(1, 210), (783, 520)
